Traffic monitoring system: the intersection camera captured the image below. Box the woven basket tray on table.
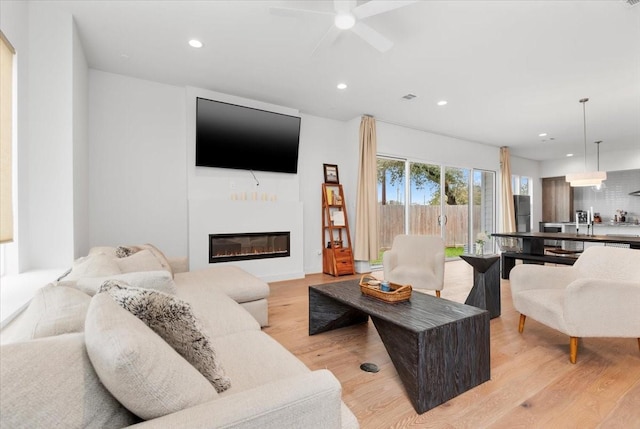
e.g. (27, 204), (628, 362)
(359, 275), (412, 303)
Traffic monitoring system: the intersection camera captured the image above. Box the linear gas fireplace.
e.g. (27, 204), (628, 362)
(209, 232), (290, 263)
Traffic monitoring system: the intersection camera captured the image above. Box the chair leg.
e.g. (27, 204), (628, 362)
(518, 314), (526, 333)
(569, 337), (579, 364)
(436, 290), (441, 298)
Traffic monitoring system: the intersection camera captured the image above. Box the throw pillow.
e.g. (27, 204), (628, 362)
(0, 333), (138, 428)
(69, 270), (177, 296)
(99, 280), (231, 393)
(140, 243), (174, 278)
(115, 245), (140, 258)
(3, 284), (91, 342)
(62, 253), (121, 281)
(115, 249), (166, 274)
(85, 294), (219, 420)
(88, 246), (119, 257)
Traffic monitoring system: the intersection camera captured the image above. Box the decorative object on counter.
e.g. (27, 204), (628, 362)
(475, 231), (489, 255)
(593, 213), (602, 223)
(565, 98), (607, 187)
(616, 210), (627, 223)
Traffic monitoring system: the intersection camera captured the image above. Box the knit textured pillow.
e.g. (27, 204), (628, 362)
(98, 280), (231, 393)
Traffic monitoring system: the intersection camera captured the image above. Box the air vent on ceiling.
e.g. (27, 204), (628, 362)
(625, 0), (639, 6)
(402, 93), (417, 100)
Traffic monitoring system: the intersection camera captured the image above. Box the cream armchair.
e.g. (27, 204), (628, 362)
(382, 235), (445, 297)
(510, 246), (640, 363)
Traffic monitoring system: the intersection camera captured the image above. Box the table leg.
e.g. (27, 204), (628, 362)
(308, 288), (369, 335)
(501, 253), (516, 279)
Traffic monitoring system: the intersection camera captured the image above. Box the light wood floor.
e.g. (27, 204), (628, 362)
(263, 260), (640, 429)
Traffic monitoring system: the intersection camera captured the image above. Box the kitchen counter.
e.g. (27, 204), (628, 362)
(539, 222), (639, 251)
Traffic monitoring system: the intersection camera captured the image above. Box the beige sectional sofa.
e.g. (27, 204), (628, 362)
(0, 244), (359, 429)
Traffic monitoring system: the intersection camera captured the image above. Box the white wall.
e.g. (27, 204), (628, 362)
(72, 20), (89, 258)
(27, 3), (84, 269)
(376, 121), (500, 170)
(0, 2), (89, 271)
(298, 115), (351, 274)
(88, 71), (188, 258)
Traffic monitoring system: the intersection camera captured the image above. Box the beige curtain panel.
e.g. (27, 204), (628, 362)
(354, 115), (379, 261)
(0, 31), (15, 243)
(500, 146), (516, 233)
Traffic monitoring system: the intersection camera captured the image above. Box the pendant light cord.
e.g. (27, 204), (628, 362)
(580, 98), (589, 172)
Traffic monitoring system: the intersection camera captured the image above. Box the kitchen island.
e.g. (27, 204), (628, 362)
(493, 231), (640, 279)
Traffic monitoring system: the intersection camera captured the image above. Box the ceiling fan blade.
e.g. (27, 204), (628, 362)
(353, 0), (418, 20)
(334, 0), (357, 13)
(268, 6), (333, 18)
(311, 25), (342, 57)
(350, 21), (393, 52)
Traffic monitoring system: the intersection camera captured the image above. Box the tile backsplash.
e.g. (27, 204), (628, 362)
(573, 169), (640, 223)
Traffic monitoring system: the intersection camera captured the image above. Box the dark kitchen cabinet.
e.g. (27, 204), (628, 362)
(542, 176), (574, 222)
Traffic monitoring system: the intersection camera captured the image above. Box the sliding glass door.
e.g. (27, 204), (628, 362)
(472, 170), (496, 253)
(376, 158), (406, 263)
(375, 156), (495, 264)
(443, 166), (471, 254)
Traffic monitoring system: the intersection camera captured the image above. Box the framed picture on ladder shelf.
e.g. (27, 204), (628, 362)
(323, 164), (339, 184)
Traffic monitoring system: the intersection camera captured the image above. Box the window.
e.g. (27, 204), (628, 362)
(0, 30), (15, 245)
(512, 175), (532, 196)
(1, 31), (16, 277)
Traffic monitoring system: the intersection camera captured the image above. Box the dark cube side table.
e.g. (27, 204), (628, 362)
(460, 254), (501, 318)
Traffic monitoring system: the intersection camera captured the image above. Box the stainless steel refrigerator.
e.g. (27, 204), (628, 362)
(514, 195), (531, 232)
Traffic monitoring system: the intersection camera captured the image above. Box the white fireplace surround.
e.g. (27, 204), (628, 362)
(188, 199), (304, 282)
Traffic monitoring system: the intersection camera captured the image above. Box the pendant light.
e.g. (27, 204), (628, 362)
(566, 98), (607, 187)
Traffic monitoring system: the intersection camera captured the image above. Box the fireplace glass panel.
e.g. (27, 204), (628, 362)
(209, 232), (290, 263)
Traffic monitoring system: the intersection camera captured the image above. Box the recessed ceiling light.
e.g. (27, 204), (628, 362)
(334, 13), (355, 30)
(539, 133), (547, 137)
(437, 100), (448, 106)
(337, 83), (347, 90)
(566, 153), (574, 157)
(189, 39), (203, 48)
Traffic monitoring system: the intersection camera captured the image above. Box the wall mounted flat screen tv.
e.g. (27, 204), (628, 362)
(196, 97), (301, 174)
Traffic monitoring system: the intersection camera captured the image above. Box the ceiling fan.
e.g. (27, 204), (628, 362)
(269, 0), (418, 54)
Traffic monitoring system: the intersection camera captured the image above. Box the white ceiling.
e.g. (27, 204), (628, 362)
(44, 0), (640, 161)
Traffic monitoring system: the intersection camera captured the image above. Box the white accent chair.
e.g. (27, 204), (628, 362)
(510, 246), (640, 363)
(382, 235), (445, 297)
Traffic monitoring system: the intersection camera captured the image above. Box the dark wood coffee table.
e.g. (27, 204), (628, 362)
(309, 280), (490, 414)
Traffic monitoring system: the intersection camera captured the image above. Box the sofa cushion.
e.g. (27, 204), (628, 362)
(65, 270), (177, 296)
(99, 280), (231, 393)
(62, 253), (121, 281)
(85, 293), (219, 420)
(0, 333), (138, 428)
(212, 330), (311, 396)
(175, 277), (261, 337)
(175, 265), (269, 304)
(4, 284), (91, 342)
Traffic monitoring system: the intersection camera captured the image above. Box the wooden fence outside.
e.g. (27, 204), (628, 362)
(378, 204), (480, 249)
